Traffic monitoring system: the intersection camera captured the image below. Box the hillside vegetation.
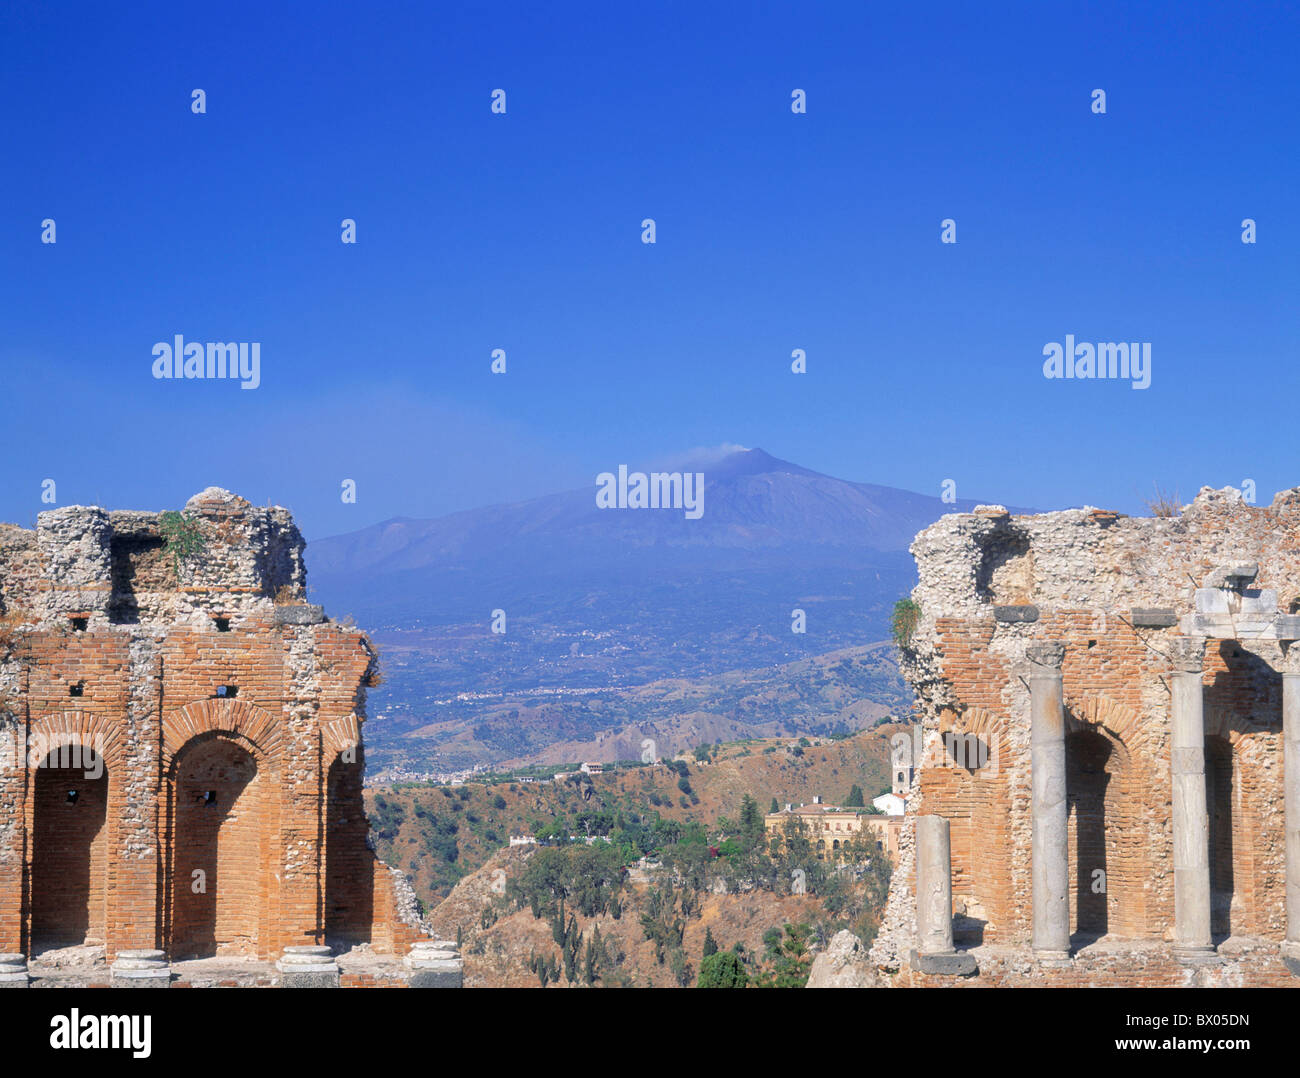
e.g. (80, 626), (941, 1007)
(366, 726), (902, 904)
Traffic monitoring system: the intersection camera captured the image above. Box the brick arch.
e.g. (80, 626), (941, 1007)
(27, 710), (125, 771)
(1065, 695), (1160, 765)
(939, 705), (1011, 766)
(161, 698), (281, 773)
(322, 713), (361, 761)
(1203, 704), (1271, 744)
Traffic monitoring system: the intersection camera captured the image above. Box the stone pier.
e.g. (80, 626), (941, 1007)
(1028, 642), (1070, 963)
(277, 945), (340, 988)
(910, 816), (976, 975)
(1169, 636), (1214, 961)
(0, 953), (28, 988)
(110, 949), (170, 988)
(404, 939), (464, 988)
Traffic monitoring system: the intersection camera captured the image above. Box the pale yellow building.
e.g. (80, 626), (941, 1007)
(764, 800), (904, 862)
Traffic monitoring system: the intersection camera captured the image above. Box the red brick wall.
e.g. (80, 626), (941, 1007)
(2, 619), (417, 962)
(920, 611), (1286, 947)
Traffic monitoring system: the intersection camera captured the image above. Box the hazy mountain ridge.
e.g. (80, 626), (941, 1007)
(305, 449), (1026, 769)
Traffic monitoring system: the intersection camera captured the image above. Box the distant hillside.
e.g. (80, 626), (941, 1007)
(428, 846), (837, 988)
(308, 448), (1020, 770)
(366, 726), (899, 903)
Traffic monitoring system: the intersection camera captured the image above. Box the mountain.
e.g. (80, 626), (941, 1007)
(309, 448), (1006, 580)
(304, 448), (1025, 772)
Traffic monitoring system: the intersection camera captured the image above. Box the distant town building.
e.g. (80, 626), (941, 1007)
(891, 737), (915, 794)
(764, 799), (904, 862)
(580, 761), (604, 775)
(873, 792), (907, 816)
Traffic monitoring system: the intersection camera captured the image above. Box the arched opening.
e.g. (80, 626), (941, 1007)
(1065, 725), (1152, 942)
(170, 736), (266, 959)
(1067, 730), (1111, 940)
(325, 755), (373, 946)
(30, 750), (109, 950)
(1205, 735), (1236, 938)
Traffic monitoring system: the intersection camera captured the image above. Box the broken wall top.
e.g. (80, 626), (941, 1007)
(909, 486), (1300, 630)
(0, 487), (310, 628)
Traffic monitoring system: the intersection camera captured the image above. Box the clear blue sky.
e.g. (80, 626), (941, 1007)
(2, 1), (1296, 539)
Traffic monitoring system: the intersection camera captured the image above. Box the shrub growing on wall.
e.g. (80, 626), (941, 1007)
(891, 598), (921, 648)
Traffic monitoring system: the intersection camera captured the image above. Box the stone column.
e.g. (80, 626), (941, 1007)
(277, 944), (340, 988)
(405, 939), (464, 988)
(0, 953), (29, 988)
(1283, 654), (1300, 974)
(1028, 642), (1070, 963)
(110, 949), (170, 988)
(910, 816), (977, 976)
(1170, 636), (1214, 960)
(916, 815), (955, 955)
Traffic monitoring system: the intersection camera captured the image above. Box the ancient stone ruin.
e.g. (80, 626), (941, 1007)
(0, 488), (458, 987)
(872, 486), (1300, 986)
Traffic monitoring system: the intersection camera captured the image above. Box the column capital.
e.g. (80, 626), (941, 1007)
(1025, 641), (1065, 674)
(1281, 641), (1300, 677)
(1169, 635), (1207, 673)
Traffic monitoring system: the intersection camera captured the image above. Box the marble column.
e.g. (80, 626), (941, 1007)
(0, 953), (28, 988)
(916, 815), (955, 955)
(910, 815), (976, 976)
(277, 945), (340, 988)
(1169, 635), (1213, 960)
(1028, 642), (1070, 962)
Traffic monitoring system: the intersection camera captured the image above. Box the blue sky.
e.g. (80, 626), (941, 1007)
(1, 1), (1296, 539)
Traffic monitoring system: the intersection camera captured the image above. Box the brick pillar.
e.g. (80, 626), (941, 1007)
(1170, 635), (1214, 961)
(113, 641), (163, 960)
(1283, 661), (1300, 973)
(276, 628), (324, 957)
(1028, 642), (1070, 963)
(0, 725), (23, 955)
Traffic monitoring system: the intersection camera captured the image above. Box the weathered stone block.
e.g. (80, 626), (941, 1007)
(273, 604), (325, 625)
(909, 948), (978, 976)
(994, 604), (1038, 623)
(1130, 608), (1178, 628)
(1240, 588), (1277, 614)
(407, 963), (463, 988)
(1195, 588), (1231, 614)
(1204, 563), (1259, 588)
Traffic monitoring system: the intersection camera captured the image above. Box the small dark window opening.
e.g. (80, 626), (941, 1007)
(1087, 639), (1097, 648)
(201, 790), (217, 806)
(69, 682), (84, 697)
(66, 789), (79, 805)
(216, 685), (238, 698)
(214, 617), (230, 632)
(70, 617), (88, 632)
